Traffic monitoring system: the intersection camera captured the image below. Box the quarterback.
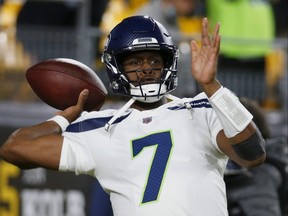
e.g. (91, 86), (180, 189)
(0, 16), (266, 216)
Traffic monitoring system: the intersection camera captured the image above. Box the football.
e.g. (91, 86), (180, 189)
(26, 58), (108, 111)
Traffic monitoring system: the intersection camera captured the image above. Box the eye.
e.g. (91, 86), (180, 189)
(131, 60), (141, 66)
(123, 59), (141, 67)
(150, 59), (160, 65)
(150, 58), (163, 66)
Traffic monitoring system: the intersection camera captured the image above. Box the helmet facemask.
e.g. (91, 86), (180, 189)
(102, 16), (179, 103)
(127, 66), (176, 103)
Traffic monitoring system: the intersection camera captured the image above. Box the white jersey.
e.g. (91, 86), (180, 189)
(59, 92), (229, 216)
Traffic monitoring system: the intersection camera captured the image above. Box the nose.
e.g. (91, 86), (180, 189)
(141, 61), (154, 74)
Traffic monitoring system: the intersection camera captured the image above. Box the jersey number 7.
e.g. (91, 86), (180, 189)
(131, 130), (174, 204)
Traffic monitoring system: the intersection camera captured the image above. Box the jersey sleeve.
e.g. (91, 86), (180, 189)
(59, 131), (95, 176)
(193, 92), (224, 154)
(208, 102), (225, 155)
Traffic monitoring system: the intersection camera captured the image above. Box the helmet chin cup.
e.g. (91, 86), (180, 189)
(130, 83), (167, 103)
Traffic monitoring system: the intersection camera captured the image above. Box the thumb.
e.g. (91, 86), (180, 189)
(56, 89), (90, 123)
(77, 89), (89, 109)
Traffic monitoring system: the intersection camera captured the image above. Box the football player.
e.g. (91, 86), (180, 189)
(0, 16), (266, 216)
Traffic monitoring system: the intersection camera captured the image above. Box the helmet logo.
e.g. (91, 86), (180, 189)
(132, 37), (158, 45)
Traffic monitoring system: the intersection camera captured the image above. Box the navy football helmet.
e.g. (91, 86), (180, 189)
(101, 15), (179, 103)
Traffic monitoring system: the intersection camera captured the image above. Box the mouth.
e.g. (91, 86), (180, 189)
(140, 77), (158, 85)
(129, 77), (159, 86)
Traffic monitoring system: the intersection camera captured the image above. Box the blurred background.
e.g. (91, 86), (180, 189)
(0, 0), (287, 216)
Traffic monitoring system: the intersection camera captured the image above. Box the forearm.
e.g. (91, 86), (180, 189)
(231, 123), (266, 166)
(14, 121), (62, 139)
(0, 121), (64, 169)
(217, 122), (266, 168)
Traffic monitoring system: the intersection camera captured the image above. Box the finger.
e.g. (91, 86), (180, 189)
(190, 40), (198, 61)
(209, 34), (221, 65)
(201, 17), (210, 48)
(211, 22), (220, 48)
(77, 89), (89, 109)
(215, 33), (221, 54)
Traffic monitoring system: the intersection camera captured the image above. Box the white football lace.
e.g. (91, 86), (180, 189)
(105, 98), (136, 132)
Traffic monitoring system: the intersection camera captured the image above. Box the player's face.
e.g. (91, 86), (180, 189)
(122, 51), (164, 86)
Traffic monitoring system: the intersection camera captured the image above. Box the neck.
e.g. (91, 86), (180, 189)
(131, 97), (168, 111)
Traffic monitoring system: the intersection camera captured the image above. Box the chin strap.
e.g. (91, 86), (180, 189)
(105, 98), (136, 132)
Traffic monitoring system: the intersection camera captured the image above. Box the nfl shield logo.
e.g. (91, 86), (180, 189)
(142, 117), (152, 124)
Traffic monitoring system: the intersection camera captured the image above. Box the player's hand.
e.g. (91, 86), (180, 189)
(56, 89), (89, 123)
(190, 18), (221, 86)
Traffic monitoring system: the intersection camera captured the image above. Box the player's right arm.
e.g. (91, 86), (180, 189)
(0, 89), (89, 170)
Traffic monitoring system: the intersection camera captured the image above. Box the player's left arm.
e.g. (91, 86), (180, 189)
(202, 81), (266, 168)
(190, 18), (266, 168)
(203, 82), (266, 167)
(202, 82), (266, 168)
(201, 80), (266, 168)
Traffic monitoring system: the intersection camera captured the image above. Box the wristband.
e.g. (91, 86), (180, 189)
(47, 115), (70, 132)
(209, 86), (253, 138)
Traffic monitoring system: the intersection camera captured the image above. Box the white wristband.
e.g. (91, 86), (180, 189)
(47, 115), (70, 132)
(209, 86), (253, 138)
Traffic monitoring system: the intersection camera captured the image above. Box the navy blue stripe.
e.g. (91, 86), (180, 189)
(66, 98), (211, 133)
(190, 99), (212, 108)
(168, 98), (212, 110)
(66, 112), (131, 133)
